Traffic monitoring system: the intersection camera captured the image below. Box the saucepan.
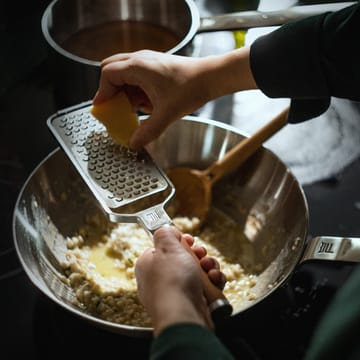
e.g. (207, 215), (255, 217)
(13, 113), (360, 337)
(41, 0), (355, 107)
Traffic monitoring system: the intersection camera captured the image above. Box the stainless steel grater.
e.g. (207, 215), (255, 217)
(47, 101), (175, 235)
(47, 101), (233, 319)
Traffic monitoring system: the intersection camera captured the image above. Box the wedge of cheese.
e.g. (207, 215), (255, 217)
(90, 91), (139, 148)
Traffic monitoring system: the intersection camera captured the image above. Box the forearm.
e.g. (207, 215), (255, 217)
(195, 3), (360, 123)
(197, 46), (257, 101)
(150, 291), (209, 336)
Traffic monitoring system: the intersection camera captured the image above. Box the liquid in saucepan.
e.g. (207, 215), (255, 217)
(61, 20), (181, 62)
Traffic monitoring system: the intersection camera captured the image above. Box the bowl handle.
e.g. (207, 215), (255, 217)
(301, 236), (360, 263)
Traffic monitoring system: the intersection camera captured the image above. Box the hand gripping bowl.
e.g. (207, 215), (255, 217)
(13, 112), (360, 337)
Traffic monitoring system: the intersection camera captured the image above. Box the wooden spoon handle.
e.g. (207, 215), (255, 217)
(205, 106), (289, 184)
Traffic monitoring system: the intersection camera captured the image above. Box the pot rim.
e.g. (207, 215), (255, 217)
(41, 0), (201, 66)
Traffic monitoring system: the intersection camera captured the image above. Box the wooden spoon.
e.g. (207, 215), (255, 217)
(167, 106), (289, 226)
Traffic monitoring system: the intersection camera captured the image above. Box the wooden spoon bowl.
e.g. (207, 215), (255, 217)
(168, 107), (290, 226)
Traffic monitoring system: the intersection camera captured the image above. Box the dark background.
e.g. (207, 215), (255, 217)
(1, 0), (360, 358)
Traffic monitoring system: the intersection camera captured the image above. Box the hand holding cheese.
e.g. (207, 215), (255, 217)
(90, 91), (139, 148)
(92, 49), (257, 151)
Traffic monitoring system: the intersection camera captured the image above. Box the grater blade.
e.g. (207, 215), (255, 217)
(47, 101), (175, 234)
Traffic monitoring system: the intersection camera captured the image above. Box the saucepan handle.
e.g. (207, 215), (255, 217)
(300, 236), (360, 263)
(198, 2), (356, 32)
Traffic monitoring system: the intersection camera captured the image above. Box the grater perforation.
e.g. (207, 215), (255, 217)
(47, 102), (175, 233)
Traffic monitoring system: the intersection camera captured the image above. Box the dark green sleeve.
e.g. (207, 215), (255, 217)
(250, 2), (360, 123)
(150, 323), (234, 360)
(304, 264), (360, 360)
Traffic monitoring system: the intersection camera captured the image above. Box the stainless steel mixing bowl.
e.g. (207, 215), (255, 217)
(13, 114), (309, 336)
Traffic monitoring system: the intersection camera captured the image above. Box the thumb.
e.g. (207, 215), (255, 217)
(152, 226), (182, 252)
(129, 112), (181, 150)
